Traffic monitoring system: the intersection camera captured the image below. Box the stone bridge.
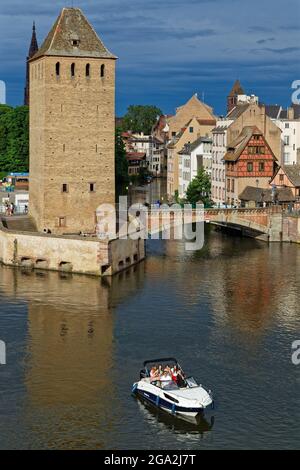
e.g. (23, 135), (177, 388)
(147, 206), (284, 242)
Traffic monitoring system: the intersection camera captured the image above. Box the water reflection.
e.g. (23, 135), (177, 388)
(135, 396), (215, 437)
(0, 226), (299, 449)
(0, 264), (145, 449)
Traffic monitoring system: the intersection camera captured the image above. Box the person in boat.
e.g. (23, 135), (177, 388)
(160, 370), (172, 382)
(171, 365), (186, 387)
(149, 366), (159, 381)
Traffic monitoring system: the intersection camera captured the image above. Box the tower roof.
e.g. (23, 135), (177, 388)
(228, 79), (245, 97)
(31, 8), (116, 61)
(28, 22), (39, 59)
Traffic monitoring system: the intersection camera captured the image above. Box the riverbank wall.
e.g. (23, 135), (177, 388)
(0, 218), (145, 276)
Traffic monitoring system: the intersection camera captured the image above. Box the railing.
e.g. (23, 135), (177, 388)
(0, 205), (28, 215)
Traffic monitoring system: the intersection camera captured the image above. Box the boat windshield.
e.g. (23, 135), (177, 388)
(160, 381), (179, 391)
(185, 377), (199, 388)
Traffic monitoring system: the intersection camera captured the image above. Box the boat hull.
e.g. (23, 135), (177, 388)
(134, 385), (212, 417)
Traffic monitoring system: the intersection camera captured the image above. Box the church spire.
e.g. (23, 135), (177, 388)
(24, 22), (39, 106)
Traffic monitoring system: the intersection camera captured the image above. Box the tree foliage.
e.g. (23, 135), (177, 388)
(0, 105), (29, 173)
(115, 127), (128, 185)
(122, 105), (162, 135)
(186, 168), (212, 206)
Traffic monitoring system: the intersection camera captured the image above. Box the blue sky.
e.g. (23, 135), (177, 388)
(0, 0), (299, 116)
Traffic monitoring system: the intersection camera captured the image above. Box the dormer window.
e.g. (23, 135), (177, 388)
(72, 39), (80, 47)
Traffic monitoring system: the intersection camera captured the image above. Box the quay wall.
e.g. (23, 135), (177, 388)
(0, 222), (145, 276)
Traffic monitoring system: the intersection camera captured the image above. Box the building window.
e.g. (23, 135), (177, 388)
(59, 217), (66, 228)
(189, 127), (194, 133)
(89, 183), (95, 192)
(285, 123), (289, 129)
(72, 39), (80, 47)
(231, 179), (235, 192)
(71, 63), (75, 77)
(259, 162), (265, 172)
(247, 162), (253, 172)
(100, 64), (105, 78)
(86, 64), (90, 77)
(279, 174), (284, 182)
(56, 62), (60, 77)
(62, 184), (68, 193)
(284, 135), (290, 146)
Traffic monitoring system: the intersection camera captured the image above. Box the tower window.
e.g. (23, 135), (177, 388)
(89, 183), (96, 192)
(58, 217), (66, 228)
(72, 39), (80, 47)
(62, 184), (68, 193)
(56, 62), (60, 77)
(86, 64), (90, 77)
(100, 64), (105, 78)
(71, 63), (75, 77)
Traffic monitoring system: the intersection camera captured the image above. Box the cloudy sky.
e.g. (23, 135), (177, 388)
(0, 0), (299, 115)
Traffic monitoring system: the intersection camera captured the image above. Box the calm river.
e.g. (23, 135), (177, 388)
(0, 179), (299, 449)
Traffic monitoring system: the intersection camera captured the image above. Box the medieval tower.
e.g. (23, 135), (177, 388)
(29, 8), (117, 234)
(227, 80), (245, 114)
(24, 22), (39, 106)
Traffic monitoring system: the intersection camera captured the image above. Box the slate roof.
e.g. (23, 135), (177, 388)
(239, 186), (295, 203)
(178, 136), (212, 155)
(265, 105), (281, 119)
(31, 8), (116, 61)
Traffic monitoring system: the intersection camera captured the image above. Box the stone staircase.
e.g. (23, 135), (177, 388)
(1, 216), (37, 233)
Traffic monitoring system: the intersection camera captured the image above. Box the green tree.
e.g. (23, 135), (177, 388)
(122, 105), (162, 135)
(0, 105), (29, 173)
(115, 127), (128, 186)
(186, 168), (212, 207)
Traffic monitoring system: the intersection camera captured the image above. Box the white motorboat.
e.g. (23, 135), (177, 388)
(132, 357), (214, 417)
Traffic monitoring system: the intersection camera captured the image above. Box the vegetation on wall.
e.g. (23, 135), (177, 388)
(0, 104), (29, 173)
(115, 126), (129, 187)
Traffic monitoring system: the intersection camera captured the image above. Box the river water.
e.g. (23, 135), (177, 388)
(0, 182), (299, 449)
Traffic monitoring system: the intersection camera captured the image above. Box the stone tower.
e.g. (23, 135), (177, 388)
(227, 80), (245, 114)
(29, 8), (117, 234)
(24, 22), (39, 106)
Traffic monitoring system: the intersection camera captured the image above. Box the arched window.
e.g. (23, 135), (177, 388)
(71, 63), (75, 77)
(56, 62), (60, 77)
(86, 64), (90, 77)
(100, 64), (105, 78)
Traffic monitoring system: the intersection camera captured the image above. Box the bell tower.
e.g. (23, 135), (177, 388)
(29, 8), (117, 234)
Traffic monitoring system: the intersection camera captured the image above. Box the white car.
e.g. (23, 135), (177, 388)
(132, 358), (214, 417)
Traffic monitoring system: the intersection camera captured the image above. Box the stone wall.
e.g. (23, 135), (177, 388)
(0, 221), (145, 276)
(29, 55), (116, 235)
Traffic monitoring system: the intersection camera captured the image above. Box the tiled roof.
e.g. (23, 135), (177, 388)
(31, 8), (116, 61)
(126, 152), (146, 161)
(228, 80), (245, 97)
(239, 186), (295, 203)
(224, 126), (269, 162)
(282, 165), (300, 187)
(226, 103), (250, 119)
